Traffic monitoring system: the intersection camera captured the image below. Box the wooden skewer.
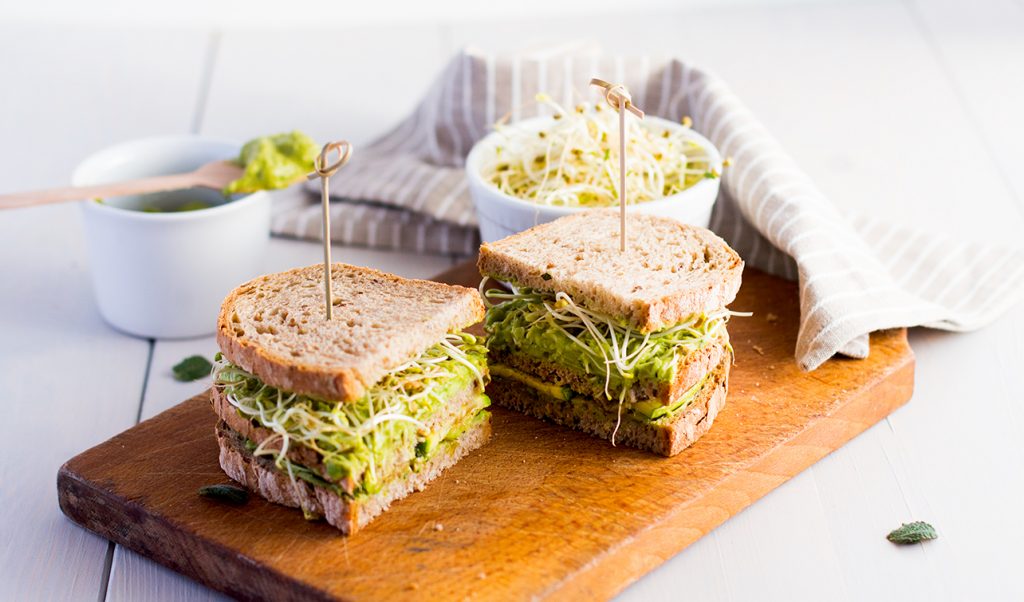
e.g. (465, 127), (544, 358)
(0, 160), (244, 210)
(590, 78), (645, 253)
(306, 140), (353, 320)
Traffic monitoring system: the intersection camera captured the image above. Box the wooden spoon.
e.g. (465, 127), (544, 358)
(0, 160), (245, 210)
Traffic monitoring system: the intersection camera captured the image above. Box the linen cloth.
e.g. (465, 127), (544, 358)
(272, 47), (1024, 370)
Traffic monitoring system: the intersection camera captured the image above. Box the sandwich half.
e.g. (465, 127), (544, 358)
(478, 211), (743, 456)
(211, 263), (490, 534)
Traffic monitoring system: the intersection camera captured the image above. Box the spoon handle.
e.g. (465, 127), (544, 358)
(0, 172), (203, 210)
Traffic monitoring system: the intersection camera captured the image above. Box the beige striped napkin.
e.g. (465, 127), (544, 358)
(272, 47), (1024, 370)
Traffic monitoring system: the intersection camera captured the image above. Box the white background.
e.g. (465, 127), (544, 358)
(3, 0), (811, 28)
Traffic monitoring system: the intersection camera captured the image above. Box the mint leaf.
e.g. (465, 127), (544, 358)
(198, 484), (248, 505)
(172, 355), (213, 382)
(887, 521), (937, 545)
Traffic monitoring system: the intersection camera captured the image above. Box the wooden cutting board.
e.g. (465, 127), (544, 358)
(58, 262), (914, 601)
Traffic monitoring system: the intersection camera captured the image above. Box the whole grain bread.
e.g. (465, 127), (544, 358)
(478, 211), (743, 332)
(210, 381), (486, 494)
(216, 418), (491, 535)
(488, 350), (731, 456)
(217, 263), (484, 402)
(489, 333), (727, 406)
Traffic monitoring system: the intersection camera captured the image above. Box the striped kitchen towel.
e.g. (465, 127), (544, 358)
(272, 47), (1024, 370)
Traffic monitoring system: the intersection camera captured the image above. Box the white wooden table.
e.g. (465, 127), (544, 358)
(2, 1), (1023, 599)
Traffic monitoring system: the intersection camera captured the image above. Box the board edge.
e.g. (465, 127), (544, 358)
(548, 329), (916, 600)
(56, 413), (341, 602)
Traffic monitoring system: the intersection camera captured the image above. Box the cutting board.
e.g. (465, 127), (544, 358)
(58, 262), (914, 601)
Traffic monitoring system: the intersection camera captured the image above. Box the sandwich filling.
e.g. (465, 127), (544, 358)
(482, 285), (736, 440)
(213, 333), (489, 502)
(490, 363), (712, 423)
(483, 286), (730, 399)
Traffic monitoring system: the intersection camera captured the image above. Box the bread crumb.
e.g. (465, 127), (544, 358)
(768, 364), (776, 370)
(754, 382), (760, 387)
(752, 344), (765, 355)
(751, 395), (759, 401)
(766, 313), (778, 323)
(433, 522), (444, 532)
(406, 583), (420, 591)
(478, 571), (488, 580)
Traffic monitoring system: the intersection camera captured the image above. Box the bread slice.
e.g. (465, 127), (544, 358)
(216, 418), (491, 535)
(478, 211), (743, 332)
(216, 263), (484, 402)
(489, 334), (727, 406)
(488, 351), (730, 456)
(210, 380), (485, 495)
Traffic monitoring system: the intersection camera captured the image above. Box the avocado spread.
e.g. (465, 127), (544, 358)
(223, 130), (320, 195)
(492, 362), (708, 424)
(485, 288), (726, 401)
(247, 404), (490, 504)
(214, 333), (488, 497)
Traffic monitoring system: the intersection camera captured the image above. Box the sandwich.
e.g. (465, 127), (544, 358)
(210, 263), (490, 534)
(478, 211), (743, 456)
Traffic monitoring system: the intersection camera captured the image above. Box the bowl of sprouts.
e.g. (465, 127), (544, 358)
(466, 94), (723, 242)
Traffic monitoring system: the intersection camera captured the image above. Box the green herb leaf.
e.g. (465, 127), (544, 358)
(173, 355), (213, 382)
(887, 521), (937, 545)
(197, 484), (248, 505)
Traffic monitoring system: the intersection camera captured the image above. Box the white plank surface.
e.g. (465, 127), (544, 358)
(0, 26), (211, 601)
(200, 25), (448, 147)
(3, 2), (1024, 601)
(909, 0), (1024, 209)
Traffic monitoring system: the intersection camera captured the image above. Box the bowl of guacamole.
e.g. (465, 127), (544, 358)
(74, 135), (272, 338)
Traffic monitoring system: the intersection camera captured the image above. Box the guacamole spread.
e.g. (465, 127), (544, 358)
(223, 130), (320, 195)
(245, 405), (490, 505)
(213, 333), (489, 498)
(492, 362), (709, 424)
(485, 288), (727, 400)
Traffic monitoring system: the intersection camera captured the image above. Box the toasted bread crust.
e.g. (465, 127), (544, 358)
(488, 351), (730, 456)
(216, 418), (491, 535)
(478, 211), (743, 332)
(216, 263), (484, 402)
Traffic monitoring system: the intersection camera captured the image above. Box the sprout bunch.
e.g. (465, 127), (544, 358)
(479, 93), (716, 207)
(483, 286), (732, 401)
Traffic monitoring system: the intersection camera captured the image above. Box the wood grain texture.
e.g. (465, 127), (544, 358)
(199, 25), (446, 148)
(57, 261), (912, 601)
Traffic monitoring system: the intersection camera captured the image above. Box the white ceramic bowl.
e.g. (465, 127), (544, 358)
(466, 115), (722, 243)
(75, 136), (270, 338)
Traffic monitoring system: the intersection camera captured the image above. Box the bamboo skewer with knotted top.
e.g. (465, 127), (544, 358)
(590, 78), (645, 253)
(306, 140), (353, 320)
